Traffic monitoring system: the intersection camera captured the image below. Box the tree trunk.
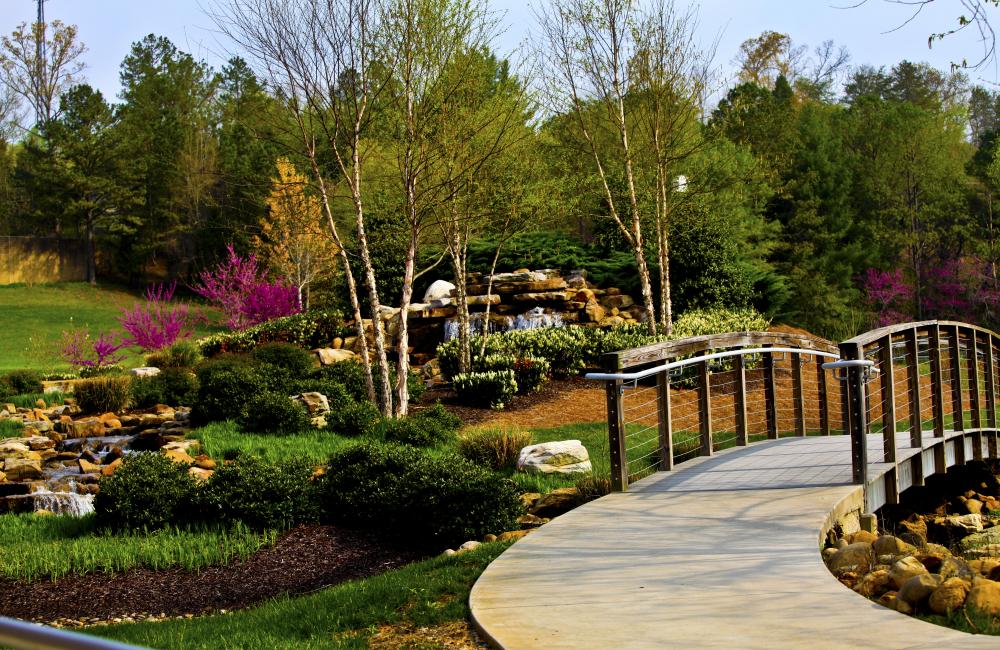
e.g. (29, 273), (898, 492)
(85, 213), (96, 286)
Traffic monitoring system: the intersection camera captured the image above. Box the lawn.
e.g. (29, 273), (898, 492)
(0, 282), (220, 373)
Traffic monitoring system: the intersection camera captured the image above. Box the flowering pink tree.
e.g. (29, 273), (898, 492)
(118, 282), (196, 351)
(191, 244), (301, 330)
(60, 330), (127, 368)
(862, 268), (913, 326)
(922, 260), (972, 321)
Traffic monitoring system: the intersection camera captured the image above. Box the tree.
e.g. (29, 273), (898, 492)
(0, 20), (86, 129)
(255, 157), (339, 308)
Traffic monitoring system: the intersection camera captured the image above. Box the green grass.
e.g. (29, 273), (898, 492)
(91, 541), (510, 649)
(193, 421), (355, 465)
(6, 391), (66, 409)
(0, 419), (22, 437)
(0, 282), (220, 373)
(0, 513), (278, 582)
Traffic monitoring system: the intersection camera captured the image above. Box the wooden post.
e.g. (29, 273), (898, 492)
(839, 341), (869, 485)
(971, 331), (983, 429)
(792, 352), (806, 436)
(606, 380), (628, 492)
(930, 325), (946, 438)
(735, 354), (748, 445)
(905, 327), (922, 449)
(657, 371), (673, 471)
(698, 360), (713, 456)
(950, 325), (965, 431)
(880, 334), (897, 463)
(987, 336), (998, 430)
(764, 349), (778, 439)
(817, 355), (830, 436)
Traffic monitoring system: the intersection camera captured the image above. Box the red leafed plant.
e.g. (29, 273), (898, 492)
(60, 329), (127, 368)
(191, 244), (301, 330)
(118, 281), (196, 352)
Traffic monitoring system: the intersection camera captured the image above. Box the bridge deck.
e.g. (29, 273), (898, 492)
(470, 435), (999, 649)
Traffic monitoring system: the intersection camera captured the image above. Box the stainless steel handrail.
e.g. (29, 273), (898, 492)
(0, 616), (145, 650)
(584, 346), (839, 382)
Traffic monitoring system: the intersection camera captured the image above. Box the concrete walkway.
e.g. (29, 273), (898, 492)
(470, 436), (1000, 649)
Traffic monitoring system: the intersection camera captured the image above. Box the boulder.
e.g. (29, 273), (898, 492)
(497, 530), (531, 542)
(315, 348), (357, 365)
(78, 458), (101, 474)
(23, 436), (54, 452)
(163, 449), (195, 465)
(458, 540), (481, 553)
(162, 440), (200, 455)
(889, 556), (928, 589)
(929, 577), (970, 615)
(529, 488), (583, 518)
(66, 418), (105, 439)
(423, 280), (456, 302)
(967, 579), (1000, 616)
(101, 458), (123, 477)
(872, 535), (915, 558)
(965, 498), (984, 515)
(3, 458), (42, 481)
(131, 367), (161, 378)
(827, 543), (874, 576)
(0, 440), (37, 461)
(193, 455), (217, 470)
(849, 530), (878, 545)
(933, 513), (983, 534)
(961, 527), (1000, 555)
(898, 573), (943, 606)
(188, 467), (214, 482)
(293, 392), (331, 415)
(854, 569), (892, 598)
(517, 440), (592, 475)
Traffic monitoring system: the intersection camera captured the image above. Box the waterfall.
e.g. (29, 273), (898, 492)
(29, 487), (95, 517)
(512, 307), (564, 331)
(443, 313), (515, 341)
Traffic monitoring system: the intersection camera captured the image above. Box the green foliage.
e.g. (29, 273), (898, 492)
(376, 404), (461, 447)
(670, 307), (771, 339)
(290, 379), (353, 413)
(192, 361), (279, 425)
(197, 309), (347, 356)
(329, 400), (382, 437)
(320, 441), (522, 548)
(95, 453), (198, 531)
(476, 354), (550, 394)
(250, 342), (315, 377)
(0, 369), (43, 396)
(130, 368), (198, 408)
(78, 364), (127, 378)
(144, 340), (203, 369)
(311, 359), (424, 406)
(199, 456), (319, 530)
(453, 370), (518, 409)
(458, 425), (533, 471)
(237, 392), (312, 435)
(74, 375), (132, 413)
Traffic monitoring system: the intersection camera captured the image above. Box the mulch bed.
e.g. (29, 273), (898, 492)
(0, 525), (422, 624)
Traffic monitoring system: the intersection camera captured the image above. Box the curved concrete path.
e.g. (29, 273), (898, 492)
(471, 436), (999, 649)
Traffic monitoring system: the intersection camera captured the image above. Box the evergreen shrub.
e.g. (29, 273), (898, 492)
(453, 370), (517, 410)
(238, 392), (312, 434)
(199, 456), (319, 530)
(95, 453), (198, 531)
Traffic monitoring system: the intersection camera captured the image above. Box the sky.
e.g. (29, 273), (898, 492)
(1, 0), (997, 103)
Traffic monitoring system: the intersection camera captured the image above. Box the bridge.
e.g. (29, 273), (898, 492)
(470, 321), (1000, 649)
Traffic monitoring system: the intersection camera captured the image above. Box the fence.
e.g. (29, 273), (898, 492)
(587, 331), (843, 491)
(0, 237), (87, 285)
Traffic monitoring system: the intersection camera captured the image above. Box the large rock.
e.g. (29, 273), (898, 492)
(929, 577), (970, 615)
(131, 367), (161, 378)
(967, 579), (1000, 615)
(3, 458), (42, 481)
(315, 348), (357, 365)
(66, 418), (105, 439)
(933, 513), (983, 534)
(423, 280), (456, 302)
(517, 440), (592, 475)
(529, 488), (584, 518)
(889, 556), (928, 589)
(962, 527), (1000, 555)
(898, 573), (943, 606)
(827, 542), (874, 576)
(0, 440), (38, 461)
(854, 569), (892, 598)
(292, 392), (331, 415)
(872, 535), (915, 558)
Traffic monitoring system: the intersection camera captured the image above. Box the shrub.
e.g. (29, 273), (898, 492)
(320, 441), (522, 548)
(145, 340), (203, 369)
(290, 379), (353, 413)
(196, 309), (348, 356)
(60, 329), (127, 371)
(478, 354), (550, 394)
(74, 375), (132, 413)
(131, 368), (199, 409)
(453, 370), (517, 410)
(458, 425), (533, 471)
(192, 363), (275, 425)
(238, 392), (312, 434)
(312, 360), (425, 405)
(95, 453), (198, 530)
(78, 364), (127, 379)
(118, 281), (195, 352)
(329, 400), (382, 437)
(376, 405), (459, 448)
(1, 370), (42, 396)
(415, 402), (462, 432)
(670, 307), (770, 339)
(251, 342), (315, 377)
(199, 456), (319, 530)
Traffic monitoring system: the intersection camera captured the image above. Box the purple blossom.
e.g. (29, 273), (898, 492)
(118, 281), (195, 351)
(61, 330), (127, 368)
(862, 268), (913, 326)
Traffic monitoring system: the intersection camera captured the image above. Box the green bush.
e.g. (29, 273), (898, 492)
(1, 370), (43, 396)
(74, 375), (132, 413)
(312, 360), (425, 405)
(145, 340), (203, 369)
(320, 441), (522, 548)
(199, 456), (319, 530)
(95, 453), (198, 531)
(329, 400), (382, 437)
(291, 379), (353, 412)
(458, 425), (532, 471)
(192, 363), (275, 425)
(251, 342), (315, 377)
(414, 402), (461, 432)
(375, 405), (459, 448)
(238, 392), (312, 434)
(453, 370), (517, 410)
(131, 368), (199, 408)
(670, 307), (770, 339)
(197, 309), (348, 356)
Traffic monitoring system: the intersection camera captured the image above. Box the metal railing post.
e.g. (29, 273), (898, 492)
(735, 354), (749, 445)
(838, 343), (869, 485)
(698, 359), (713, 456)
(657, 371), (674, 471)
(606, 379), (628, 492)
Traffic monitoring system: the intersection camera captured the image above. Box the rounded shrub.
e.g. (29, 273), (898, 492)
(1, 369), (43, 396)
(191, 357), (291, 425)
(251, 342), (315, 377)
(320, 441), (522, 548)
(329, 400), (382, 437)
(453, 370), (517, 409)
(95, 452), (198, 530)
(145, 340), (203, 369)
(377, 416), (448, 447)
(291, 379), (353, 413)
(238, 392), (312, 434)
(74, 375), (133, 413)
(458, 425), (533, 471)
(199, 455), (319, 530)
(131, 368), (199, 408)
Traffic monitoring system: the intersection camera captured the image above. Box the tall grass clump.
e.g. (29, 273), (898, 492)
(74, 375), (133, 413)
(459, 425), (533, 471)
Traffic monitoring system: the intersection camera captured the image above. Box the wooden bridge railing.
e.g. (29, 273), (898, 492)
(586, 331), (843, 491)
(840, 321), (1000, 510)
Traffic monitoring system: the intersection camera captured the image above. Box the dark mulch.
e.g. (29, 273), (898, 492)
(0, 525), (422, 624)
